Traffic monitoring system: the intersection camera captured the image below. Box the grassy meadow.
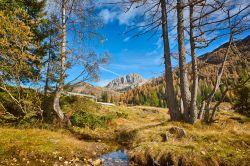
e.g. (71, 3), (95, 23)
(1, 98), (249, 165)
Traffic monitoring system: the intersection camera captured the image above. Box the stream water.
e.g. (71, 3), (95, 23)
(99, 149), (129, 166)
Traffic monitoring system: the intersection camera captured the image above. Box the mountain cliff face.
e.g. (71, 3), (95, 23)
(105, 73), (146, 91)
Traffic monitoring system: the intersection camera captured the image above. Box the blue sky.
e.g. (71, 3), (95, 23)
(65, 1), (250, 87)
(93, 21), (166, 86)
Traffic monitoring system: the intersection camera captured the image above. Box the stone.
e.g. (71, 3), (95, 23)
(161, 132), (170, 142)
(59, 157), (63, 161)
(74, 162), (83, 166)
(169, 127), (187, 138)
(87, 159), (92, 163)
(64, 161), (69, 165)
(53, 162), (59, 166)
(201, 150), (206, 155)
(40, 159), (45, 163)
(92, 159), (102, 166)
(165, 132), (170, 141)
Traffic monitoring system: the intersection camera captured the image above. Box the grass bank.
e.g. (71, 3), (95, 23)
(0, 128), (114, 165)
(127, 109), (250, 165)
(69, 102), (250, 165)
(0, 101), (249, 165)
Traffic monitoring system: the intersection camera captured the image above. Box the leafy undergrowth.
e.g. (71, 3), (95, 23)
(0, 128), (114, 165)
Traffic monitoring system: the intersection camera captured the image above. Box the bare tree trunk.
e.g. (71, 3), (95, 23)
(188, 1), (198, 124)
(198, 101), (205, 119)
(177, 0), (191, 122)
(209, 89), (228, 122)
(204, 36), (232, 123)
(0, 86), (26, 115)
(209, 75), (250, 122)
(0, 102), (7, 113)
(53, 0), (66, 122)
(44, 36), (52, 96)
(160, 0), (181, 120)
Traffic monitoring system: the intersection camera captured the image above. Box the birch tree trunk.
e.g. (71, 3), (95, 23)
(177, 0), (191, 122)
(160, 0), (181, 120)
(53, 0), (66, 122)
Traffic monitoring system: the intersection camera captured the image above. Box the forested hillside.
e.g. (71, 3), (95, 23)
(120, 36), (250, 108)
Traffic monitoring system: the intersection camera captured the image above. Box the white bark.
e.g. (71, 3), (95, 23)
(53, 0), (66, 122)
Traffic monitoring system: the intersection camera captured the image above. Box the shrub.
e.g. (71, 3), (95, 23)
(233, 83), (250, 117)
(60, 95), (100, 114)
(70, 111), (113, 129)
(0, 86), (43, 124)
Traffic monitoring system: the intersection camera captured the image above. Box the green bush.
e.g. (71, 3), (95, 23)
(70, 111), (113, 129)
(0, 86), (43, 124)
(18, 112), (40, 127)
(60, 95), (101, 114)
(233, 83), (250, 117)
(62, 96), (128, 129)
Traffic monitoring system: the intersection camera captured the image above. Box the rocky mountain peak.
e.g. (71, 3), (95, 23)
(105, 73), (146, 91)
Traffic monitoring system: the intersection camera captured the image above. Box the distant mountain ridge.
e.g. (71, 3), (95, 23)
(69, 82), (120, 98)
(105, 73), (146, 91)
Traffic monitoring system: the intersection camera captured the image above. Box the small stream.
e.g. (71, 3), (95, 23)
(99, 149), (129, 166)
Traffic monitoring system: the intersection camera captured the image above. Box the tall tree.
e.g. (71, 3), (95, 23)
(187, 0), (200, 124)
(177, 0), (192, 122)
(43, 15), (61, 96)
(0, 0), (48, 117)
(0, 0), (48, 81)
(0, 8), (38, 115)
(114, 0), (182, 120)
(53, 0), (67, 121)
(160, 0), (181, 120)
(49, 0), (108, 123)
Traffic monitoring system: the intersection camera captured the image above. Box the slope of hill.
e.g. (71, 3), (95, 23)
(120, 35), (250, 106)
(69, 82), (120, 101)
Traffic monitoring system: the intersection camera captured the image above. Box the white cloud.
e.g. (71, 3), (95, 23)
(98, 2), (146, 26)
(98, 9), (117, 24)
(99, 66), (120, 76)
(155, 38), (163, 49)
(117, 6), (145, 25)
(123, 37), (130, 42)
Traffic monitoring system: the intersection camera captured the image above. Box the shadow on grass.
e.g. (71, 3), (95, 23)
(116, 121), (166, 146)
